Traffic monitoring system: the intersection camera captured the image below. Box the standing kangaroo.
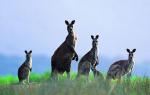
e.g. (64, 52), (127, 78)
(51, 20), (78, 79)
(107, 49), (136, 79)
(18, 50), (32, 84)
(77, 35), (99, 79)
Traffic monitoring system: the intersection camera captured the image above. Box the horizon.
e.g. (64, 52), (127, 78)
(0, 54), (150, 77)
(0, 0), (150, 76)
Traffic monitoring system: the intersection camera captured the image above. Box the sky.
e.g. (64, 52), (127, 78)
(0, 0), (150, 63)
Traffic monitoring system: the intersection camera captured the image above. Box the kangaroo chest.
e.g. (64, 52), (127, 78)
(24, 60), (32, 69)
(125, 61), (134, 72)
(91, 49), (97, 60)
(85, 51), (97, 63)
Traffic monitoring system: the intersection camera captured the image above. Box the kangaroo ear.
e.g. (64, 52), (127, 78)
(65, 20), (69, 25)
(132, 49), (136, 53)
(71, 20), (75, 25)
(25, 50), (28, 54)
(96, 35), (99, 39)
(91, 35), (94, 40)
(126, 49), (130, 53)
(29, 50), (32, 54)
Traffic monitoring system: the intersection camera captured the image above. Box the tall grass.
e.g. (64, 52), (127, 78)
(0, 72), (50, 84)
(0, 72), (150, 95)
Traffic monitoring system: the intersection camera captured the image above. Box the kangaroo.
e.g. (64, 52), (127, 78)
(51, 20), (78, 79)
(77, 35), (99, 79)
(18, 50), (32, 84)
(107, 49), (136, 80)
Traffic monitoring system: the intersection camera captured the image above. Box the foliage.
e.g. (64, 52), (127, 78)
(0, 72), (150, 95)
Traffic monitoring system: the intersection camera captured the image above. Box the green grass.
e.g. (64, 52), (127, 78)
(0, 72), (150, 95)
(0, 72), (49, 85)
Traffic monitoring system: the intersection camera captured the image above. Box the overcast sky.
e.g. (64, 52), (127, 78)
(0, 0), (150, 63)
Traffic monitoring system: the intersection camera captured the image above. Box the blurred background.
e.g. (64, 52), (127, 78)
(0, 0), (150, 77)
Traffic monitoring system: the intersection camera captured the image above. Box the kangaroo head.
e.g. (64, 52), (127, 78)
(91, 35), (99, 47)
(25, 50), (32, 59)
(65, 20), (75, 34)
(126, 49), (136, 60)
(65, 20), (77, 45)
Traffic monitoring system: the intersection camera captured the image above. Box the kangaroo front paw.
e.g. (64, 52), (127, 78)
(72, 56), (75, 60)
(72, 55), (78, 61)
(75, 55), (78, 61)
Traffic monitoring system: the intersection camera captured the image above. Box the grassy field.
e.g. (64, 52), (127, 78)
(0, 72), (150, 95)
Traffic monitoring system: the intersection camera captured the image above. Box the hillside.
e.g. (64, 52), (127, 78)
(0, 54), (150, 77)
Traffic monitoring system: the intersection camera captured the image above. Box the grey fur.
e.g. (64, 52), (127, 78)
(77, 35), (99, 78)
(107, 49), (136, 79)
(18, 50), (32, 84)
(51, 20), (78, 79)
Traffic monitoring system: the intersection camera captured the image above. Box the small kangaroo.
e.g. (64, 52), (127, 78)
(107, 49), (136, 80)
(18, 50), (32, 84)
(77, 35), (99, 79)
(51, 20), (78, 79)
